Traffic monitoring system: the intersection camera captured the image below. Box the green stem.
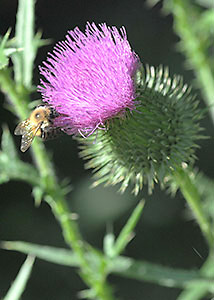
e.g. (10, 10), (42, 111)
(0, 68), (114, 300)
(172, 0), (214, 124)
(173, 167), (214, 249)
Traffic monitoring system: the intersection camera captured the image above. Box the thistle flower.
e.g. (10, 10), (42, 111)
(39, 23), (203, 194)
(38, 22), (140, 135)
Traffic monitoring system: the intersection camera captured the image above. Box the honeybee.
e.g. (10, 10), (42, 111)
(14, 105), (63, 152)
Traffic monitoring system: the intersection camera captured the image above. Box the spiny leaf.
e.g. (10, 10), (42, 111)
(1, 125), (18, 159)
(0, 127), (40, 185)
(0, 29), (11, 69)
(2, 241), (214, 291)
(0, 29), (21, 70)
(1, 241), (77, 267)
(112, 255), (214, 292)
(110, 201), (145, 257)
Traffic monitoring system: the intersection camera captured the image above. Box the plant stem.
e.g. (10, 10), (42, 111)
(0, 68), (114, 300)
(173, 167), (214, 249)
(172, 0), (214, 124)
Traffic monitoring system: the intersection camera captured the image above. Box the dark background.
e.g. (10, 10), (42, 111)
(0, 1), (213, 300)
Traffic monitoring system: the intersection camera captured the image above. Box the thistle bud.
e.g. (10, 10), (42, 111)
(78, 65), (203, 194)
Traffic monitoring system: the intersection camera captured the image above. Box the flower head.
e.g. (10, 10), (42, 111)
(38, 22), (140, 135)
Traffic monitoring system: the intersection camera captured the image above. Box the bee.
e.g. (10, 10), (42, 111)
(14, 105), (63, 152)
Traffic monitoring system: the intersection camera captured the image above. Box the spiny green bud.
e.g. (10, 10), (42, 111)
(78, 65), (203, 195)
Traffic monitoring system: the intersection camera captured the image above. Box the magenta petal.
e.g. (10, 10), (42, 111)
(38, 22), (140, 135)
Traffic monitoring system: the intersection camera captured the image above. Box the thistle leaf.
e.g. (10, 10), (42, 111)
(1, 241), (77, 267)
(0, 127), (40, 185)
(110, 201), (145, 257)
(2, 241), (214, 291)
(0, 29), (20, 70)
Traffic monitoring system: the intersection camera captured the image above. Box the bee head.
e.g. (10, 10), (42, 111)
(30, 106), (50, 122)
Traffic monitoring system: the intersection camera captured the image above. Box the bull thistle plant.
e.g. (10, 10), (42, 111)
(0, 1), (214, 300)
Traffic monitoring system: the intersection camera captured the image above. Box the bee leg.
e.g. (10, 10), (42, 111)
(40, 128), (49, 140)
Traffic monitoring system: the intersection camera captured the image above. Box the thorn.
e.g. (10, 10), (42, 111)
(192, 247), (203, 259)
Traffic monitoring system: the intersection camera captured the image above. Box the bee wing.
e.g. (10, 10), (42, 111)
(20, 131), (36, 152)
(15, 120), (41, 152)
(14, 120), (29, 135)
(20, 122), (43, 152)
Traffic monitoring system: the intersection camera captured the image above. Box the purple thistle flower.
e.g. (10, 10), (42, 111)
(38, 22), (140, 135)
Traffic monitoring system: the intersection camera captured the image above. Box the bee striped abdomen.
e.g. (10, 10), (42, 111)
(41, 126), (63, 141)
